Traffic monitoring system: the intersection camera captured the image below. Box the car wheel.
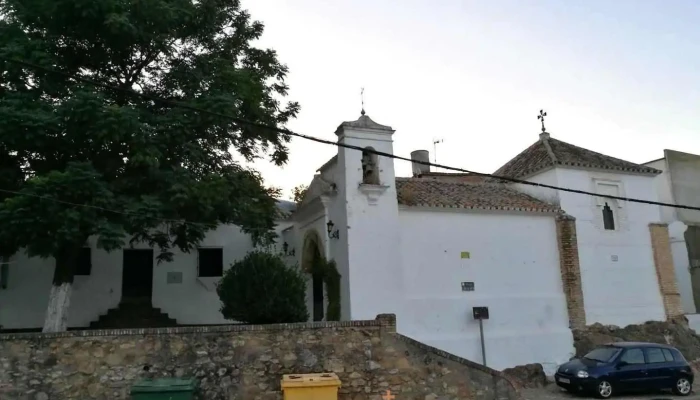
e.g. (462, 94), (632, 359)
(596, 380), (613, 399)
(673, 377), (692, 396)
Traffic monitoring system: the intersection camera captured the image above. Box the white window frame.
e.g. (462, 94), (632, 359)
(593, 179), (624, 232)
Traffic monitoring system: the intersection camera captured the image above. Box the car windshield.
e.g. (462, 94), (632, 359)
(583, 347), (620, 362)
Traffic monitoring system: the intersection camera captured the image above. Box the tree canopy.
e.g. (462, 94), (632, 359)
(0, 0), (299, 330)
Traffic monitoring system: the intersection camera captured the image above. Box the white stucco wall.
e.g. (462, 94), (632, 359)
(645, 151), (700, 316)
(335, 123), (404, 321)
(554, 168), (666, 326)
(668, 221), (696, 314)
(0, 224), (291, 330)
(687, 314), (700, 334)
(0, 246), (123, 330)
(398, 209), (574, 373)
(512, 168), (560, 206)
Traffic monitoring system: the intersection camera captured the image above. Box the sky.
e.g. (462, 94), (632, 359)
(240, 0), (700, 200)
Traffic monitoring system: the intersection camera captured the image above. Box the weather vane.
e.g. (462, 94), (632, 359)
(361, 87), (365, 116)
(537, 109), (547, 133)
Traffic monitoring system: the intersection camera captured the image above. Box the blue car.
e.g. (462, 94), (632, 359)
(555, 342), (694, 398)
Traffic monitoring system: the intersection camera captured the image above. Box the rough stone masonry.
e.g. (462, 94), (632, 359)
(0, 314), (521, 400)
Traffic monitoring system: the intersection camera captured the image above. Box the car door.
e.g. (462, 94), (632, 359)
(643, 347), (674, 389)
(612, 347), (651, 391)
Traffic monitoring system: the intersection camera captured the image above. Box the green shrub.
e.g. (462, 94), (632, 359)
(217, 250), (309, 324)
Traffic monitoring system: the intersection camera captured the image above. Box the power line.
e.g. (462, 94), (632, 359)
(2, 57), (700, 212)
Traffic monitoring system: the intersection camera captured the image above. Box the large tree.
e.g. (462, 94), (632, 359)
(0, 0), (299, 332)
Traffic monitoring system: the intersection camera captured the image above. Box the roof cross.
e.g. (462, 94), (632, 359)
(537, 109), (547, 133)
(361, 87), (365, 116)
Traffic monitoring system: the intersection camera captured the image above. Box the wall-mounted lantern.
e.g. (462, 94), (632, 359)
(326, 220), (340, 239)
(282, 241), (295, 257)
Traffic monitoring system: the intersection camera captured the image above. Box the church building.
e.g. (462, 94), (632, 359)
(0, 111), (683, 374)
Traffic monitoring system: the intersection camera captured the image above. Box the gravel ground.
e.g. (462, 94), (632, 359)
(521, 383), (700, 400)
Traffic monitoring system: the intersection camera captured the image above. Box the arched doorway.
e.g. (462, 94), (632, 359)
(302, 231), (324, 321)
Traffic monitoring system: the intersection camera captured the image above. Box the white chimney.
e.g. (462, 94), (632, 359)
(410, 150), (431, 176)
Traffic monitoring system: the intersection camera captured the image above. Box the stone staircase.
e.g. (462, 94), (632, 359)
(88, 299), (178, 329)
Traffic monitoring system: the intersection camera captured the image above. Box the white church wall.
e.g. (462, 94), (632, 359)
(0, 223), (289, 330)
(152, 224), (255, 325)
(335, 122), (404, 322)
(668, 221), (696, 314)
(0, 245), (124, 330)
(643, 158), (677, 223)
(555, 168), (666, 326)
(512, 167), (561, 206)
(398, 208), (574, 373)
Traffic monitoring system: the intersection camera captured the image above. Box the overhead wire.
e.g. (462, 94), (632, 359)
(2, 57), (700, 212)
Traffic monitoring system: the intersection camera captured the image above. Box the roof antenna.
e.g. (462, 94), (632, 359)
(361, 87), (365, 116)
(433, 138), (443, 171)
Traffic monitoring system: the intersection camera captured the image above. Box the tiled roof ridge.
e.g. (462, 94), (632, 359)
(492, 138), (549, 177)
(396, 176), (496, 186)
(395, 177), (561, 213)
(493, 134), (661, 179)
(540, 134), (559, 164)
(547, 137), (661, 173)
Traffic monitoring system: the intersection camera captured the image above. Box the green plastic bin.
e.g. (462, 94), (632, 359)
(130, 377), (197, 400)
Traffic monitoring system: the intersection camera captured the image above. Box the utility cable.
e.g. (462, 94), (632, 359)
(2, 57), (699, 211)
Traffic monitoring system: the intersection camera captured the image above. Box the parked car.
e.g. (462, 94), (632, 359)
(555, 342), (694, 398)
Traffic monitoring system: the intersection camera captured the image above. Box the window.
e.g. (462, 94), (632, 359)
(76, 247), (92, 275)
(361, 147), (380, 185)
(620, 348), (645, 364)
(594, 180), (622, 231)
(602, 203), (615, 230)
(583, 347), (620, 362)
(198, 248), (223, 277)
(645, 348), (666, 364)
(671, 348), (686, 362)
(662, 348), (675, 362)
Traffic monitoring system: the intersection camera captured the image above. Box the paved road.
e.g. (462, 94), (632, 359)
(522, 384), (700, 400)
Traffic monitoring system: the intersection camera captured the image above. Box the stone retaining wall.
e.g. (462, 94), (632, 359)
(0, 314), (521, 400)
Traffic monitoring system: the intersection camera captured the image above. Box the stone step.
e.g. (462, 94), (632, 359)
(87, 302), (178, 330)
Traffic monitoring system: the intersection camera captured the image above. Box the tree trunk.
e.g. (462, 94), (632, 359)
(42, 248), (79, 333)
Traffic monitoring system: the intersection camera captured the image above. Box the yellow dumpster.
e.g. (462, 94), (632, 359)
(281, 373), (341, 400)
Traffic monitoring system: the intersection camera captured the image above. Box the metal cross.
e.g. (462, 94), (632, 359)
(382, 390), (395, 400)
(361, 87), (365, 116)
(537, 109), (547, 133)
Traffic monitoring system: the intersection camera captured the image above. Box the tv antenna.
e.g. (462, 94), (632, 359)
(433, 138), (444, 171)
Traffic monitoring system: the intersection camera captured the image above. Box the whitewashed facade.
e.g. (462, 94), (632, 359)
(643, 150), (700, 333)
(0, 112), (680, 374)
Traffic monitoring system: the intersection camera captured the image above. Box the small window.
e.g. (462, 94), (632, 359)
(671, 348), (686, 362)
(662, 349), (675, 362)
(198, 248), (223, 277)
(76, 248), (92, 275)
(620, 348), (645, 364)
(602, 203), (615, 230)
(645, 348), (666, 364)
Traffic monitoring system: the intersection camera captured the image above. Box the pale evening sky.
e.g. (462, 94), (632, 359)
(241, 0), (700, 200)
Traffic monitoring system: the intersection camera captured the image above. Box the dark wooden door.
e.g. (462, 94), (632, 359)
(122, 249), (154, 302)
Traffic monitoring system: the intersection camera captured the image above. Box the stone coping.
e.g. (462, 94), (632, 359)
(0, 315), (394, 341)
(395, 333), (523, 391)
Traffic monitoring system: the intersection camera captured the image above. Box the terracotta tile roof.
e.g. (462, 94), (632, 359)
(415, 172), (488, 183)
(493, 134), (661, 179)
(395, 178), (560, 213)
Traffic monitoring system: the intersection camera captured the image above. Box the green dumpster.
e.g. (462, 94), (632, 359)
(130, 377), (197, 400)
